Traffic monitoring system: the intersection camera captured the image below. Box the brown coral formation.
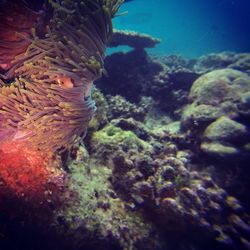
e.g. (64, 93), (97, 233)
(108, 29), (160, 49)
(84, 49), (250, 250)
(88, 122), (249, 249)
(181, 68), (250, 158)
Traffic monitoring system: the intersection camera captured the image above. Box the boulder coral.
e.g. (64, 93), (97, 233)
(181, 68), (250, 158)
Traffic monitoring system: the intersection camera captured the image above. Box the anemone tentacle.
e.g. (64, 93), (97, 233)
(0, 0), (123, 152)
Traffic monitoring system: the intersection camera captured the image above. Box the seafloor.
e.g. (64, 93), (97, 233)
(1, 32), (250, 250)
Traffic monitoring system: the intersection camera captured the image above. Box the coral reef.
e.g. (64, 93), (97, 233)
(0, 0), (123, 236)
(108, 29), (160, 49)
(96, 49), (193, 117)
(112, 147), (249, 249)
(87, 49), (250, 249)
(194, 52), (250, 75)
(55, 145), (158, 250)
(40, 94), (249, 250)
(181, 68), (250, 158)
(0, 8), (250, 249)
(107, 95), (151, 121)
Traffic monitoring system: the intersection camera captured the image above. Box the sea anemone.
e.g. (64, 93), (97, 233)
(0, 0), (41, 72)
(0, 0), (123, 205)
(0, 0), (123, 152)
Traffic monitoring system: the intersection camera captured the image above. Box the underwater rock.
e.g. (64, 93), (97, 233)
(88, 87), (109, 132)
(229, 53), (250, 75)
(203, 116), (248, 143)
(194, 52), (238, 73)
(182, 103), (222, 128)
(107, 95), (151, 121)
(200, 117), (249, 158)
(200, 142), (239, 157)
(90, 124), (152, 162)
(108, 29), (160, 49)
(182, 68), (250, 127)
(163, 121), (181, 135)
(194, 52), (250, 75)
(98, 49), (197, 117)
(241, 91), (250, 109)
(189, 69), (250, 105)
(111, 117), (150, 140)
(54, 144), (157, 250)
(181, 68), (250, 159)
(96, 49), (163, 103)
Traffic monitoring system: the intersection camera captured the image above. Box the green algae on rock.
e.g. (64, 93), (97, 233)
(55, 144), (157, 250)
(181, 68), (250, 159)
(90, 124), (152, 156)
(182, 69), (250, 128)
(203, 116), (248, 142)
(201, 142), (239, 157)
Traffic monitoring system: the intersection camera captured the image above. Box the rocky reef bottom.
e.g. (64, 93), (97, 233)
(1, 50), (250, 250)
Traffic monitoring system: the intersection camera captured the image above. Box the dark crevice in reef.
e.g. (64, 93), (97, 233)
(96, 49), (163, 104)
(96, 48), (201, 119)
(0, 213), (122, 250)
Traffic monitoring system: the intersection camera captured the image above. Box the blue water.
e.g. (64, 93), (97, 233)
(113, 0), (250, 57)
